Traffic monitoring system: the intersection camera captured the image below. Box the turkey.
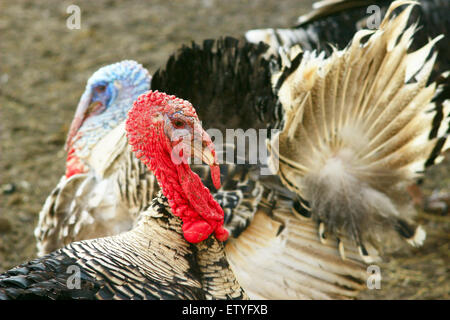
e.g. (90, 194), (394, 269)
(0, 91), (246, 300)
(33, 1), (447, 300)
(34, 60), (155, 256)
(267, 1), (449, 260)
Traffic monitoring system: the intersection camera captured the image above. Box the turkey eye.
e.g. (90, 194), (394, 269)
(173, 120), (185, 128)
(95, 85), (106, 93)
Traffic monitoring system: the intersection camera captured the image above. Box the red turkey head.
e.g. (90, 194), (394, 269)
(126, 91), (228, 243)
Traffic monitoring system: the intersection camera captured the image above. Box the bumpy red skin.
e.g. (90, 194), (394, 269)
(125, 91), (228, 243)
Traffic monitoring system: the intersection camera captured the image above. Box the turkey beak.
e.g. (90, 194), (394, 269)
(65, 90), (100, 151)
(191, 125), (221, 190)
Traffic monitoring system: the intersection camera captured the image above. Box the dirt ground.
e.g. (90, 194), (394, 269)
(0, 0), (448, 299)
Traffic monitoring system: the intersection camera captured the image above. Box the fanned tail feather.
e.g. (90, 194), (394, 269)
(269, 1), (448, 254)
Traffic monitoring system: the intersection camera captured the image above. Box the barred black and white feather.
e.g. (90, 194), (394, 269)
(2, 192), (246, 300)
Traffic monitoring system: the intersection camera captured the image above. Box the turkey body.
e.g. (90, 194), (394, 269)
(2, 90), (247, 300)
(2, 194), (245, 300)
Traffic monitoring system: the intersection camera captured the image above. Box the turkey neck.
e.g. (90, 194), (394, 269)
(193, 237), (247, 299)
(131, 194), (247, 300)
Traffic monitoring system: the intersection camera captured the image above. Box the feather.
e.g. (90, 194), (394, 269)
(4, 196), (246, 300)
(246, 0), (449, 82)
(34, 123), (156, 256)
(271, 1), (448, 251)
(225, 193), (376, 299)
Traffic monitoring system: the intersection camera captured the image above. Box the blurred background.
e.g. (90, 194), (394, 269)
(0, 0), (448, 299)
